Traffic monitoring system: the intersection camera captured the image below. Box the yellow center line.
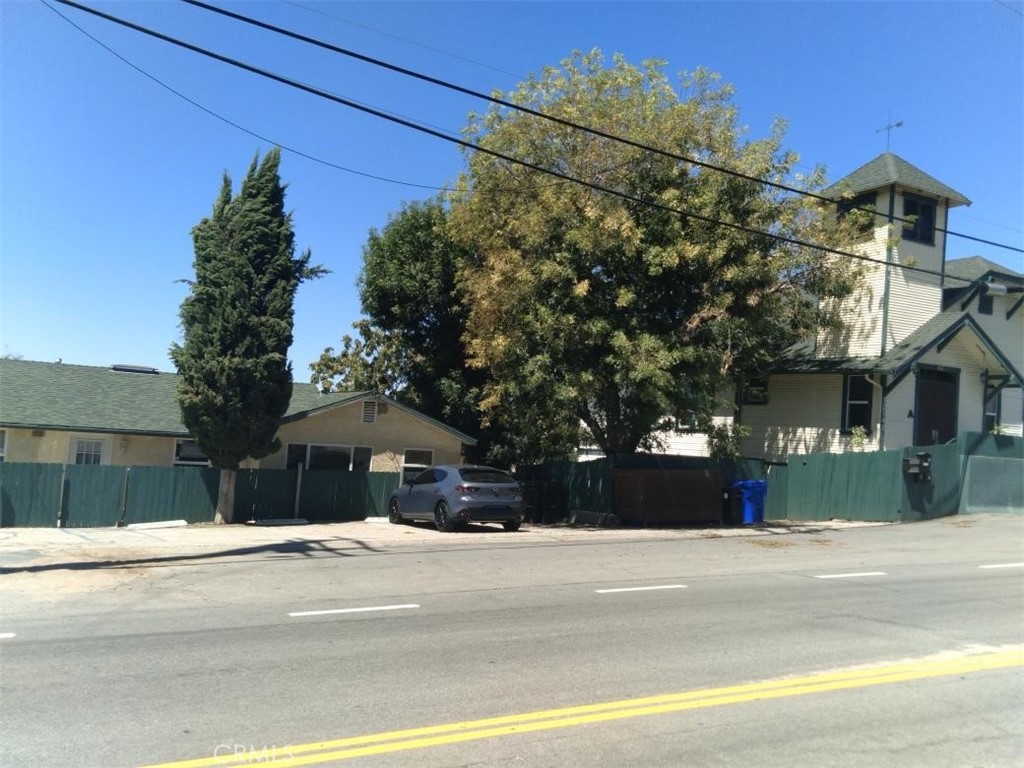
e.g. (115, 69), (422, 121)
(143, 648), (1024, 767)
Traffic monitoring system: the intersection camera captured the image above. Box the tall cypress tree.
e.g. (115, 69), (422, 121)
(171, 148), (326, 523)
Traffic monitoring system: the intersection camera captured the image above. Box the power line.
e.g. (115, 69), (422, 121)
(46, 0), (993, 286)
(281, 0), (523, 80)
(42, 0), (588, 200)
(181, 0), (1023, 255)
(40, 0), (448, 192)
(993, 0), (1024, 17)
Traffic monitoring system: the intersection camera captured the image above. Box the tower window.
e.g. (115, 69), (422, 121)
(902, 194), (937, 245)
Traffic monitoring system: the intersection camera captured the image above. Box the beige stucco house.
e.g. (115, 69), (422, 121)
(659, 152), (1023, 461)
(0, 358), (475, 478)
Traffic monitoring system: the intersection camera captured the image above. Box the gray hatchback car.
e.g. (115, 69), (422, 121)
(388, 465), (525, 532)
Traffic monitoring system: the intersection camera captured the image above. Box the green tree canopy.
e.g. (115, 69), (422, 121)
(449, 50), (861, 456)
(171, 148), (325, 521)
(311, 198), (517, 462)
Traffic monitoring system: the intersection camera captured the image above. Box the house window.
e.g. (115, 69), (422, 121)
(286, 443), (373, 471)
(902, 194), (937, 245)
(174, 439), (210, 466)
(978, 293), (993, 315)
(842, 375), (874, 434)
(74, 438), (105, 465)
(740, 378), (769, 405)
(0, 429), (5, 462)
(362, 400), (378, 424)
(837, 191), (877, 235)
(402, 448), (433, 484)
(983, 390), (1001, 433)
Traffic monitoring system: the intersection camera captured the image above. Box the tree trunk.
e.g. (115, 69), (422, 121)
(213, 467), (237, 524)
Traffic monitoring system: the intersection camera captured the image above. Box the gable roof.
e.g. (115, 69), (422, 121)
(823, 152), (971, 207)
(0, 359), (476, 445)
(778, 308), (1022, 391)
(945, 255), (1023, 283)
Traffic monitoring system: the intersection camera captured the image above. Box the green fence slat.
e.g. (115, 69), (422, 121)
(123, 466), (219, 525)
(0, 462), (63, 527)
(765, 465), (789, 520)
(298, 471), (400, 521)
(960, 456), (1024, 513)
(234, 469), (295, 522)
(62, 465), (126, 528)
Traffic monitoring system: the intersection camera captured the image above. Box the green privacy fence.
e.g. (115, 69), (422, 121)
(124, 466), (220, 525)
(298, 471), (398, 520)
(0, 463), (401, 528)
(764, 464), (788, 521)
(958, 432), (1024, 514)
(0, 463), (63, 527)
(777, 432), (1022, 522)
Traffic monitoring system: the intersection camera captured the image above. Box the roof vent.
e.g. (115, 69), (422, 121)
(111, 364), (159, 375)
(362, 400), (378, 424)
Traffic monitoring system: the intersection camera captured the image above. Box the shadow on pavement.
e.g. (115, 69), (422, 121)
(0, 537), (382, 575)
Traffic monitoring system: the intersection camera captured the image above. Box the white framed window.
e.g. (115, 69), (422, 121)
(286, 443), (373, 471)
(983, 390), (1001, 434)
(841, 375), (874, 434)
(402, 448), (433, 484)
(902, 194), (937, 245)
(174, 439), (211, 466)
(69, 435), (109, 465)
(362, 400), (378, 424)
(0, 429), (6, 462)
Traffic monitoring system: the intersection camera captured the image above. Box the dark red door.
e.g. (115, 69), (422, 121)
(914, 368), (958, 445)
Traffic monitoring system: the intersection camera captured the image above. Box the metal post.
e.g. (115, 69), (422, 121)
(117, 467), (131, 527)
(56, 464), (67, 528)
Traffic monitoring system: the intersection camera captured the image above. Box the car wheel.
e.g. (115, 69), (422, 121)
(434, 501), (457, 533)
(503, 519), (522, 532)
(388, 499), (403, 525)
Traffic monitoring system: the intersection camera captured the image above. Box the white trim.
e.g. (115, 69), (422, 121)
(173, 438), (211, 466)
(67, 433), (111, 466)
(401, 447), (433, 483)
(286, 442), (373, 471)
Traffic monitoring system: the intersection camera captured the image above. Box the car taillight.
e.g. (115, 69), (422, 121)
(454, 485), (480, 493)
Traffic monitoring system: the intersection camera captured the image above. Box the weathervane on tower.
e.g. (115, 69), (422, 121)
(876, 113), (904, 151)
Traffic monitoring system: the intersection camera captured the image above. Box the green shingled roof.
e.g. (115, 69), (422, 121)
(0, 359), (476, 445)
(823, 152), (971, 207)
(945, 256), (1023, 282)
(778, 307), (1023, 390)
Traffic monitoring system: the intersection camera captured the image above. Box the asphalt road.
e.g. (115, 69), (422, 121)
(2, 514), (1022, 767)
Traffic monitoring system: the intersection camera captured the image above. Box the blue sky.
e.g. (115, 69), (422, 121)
(2, 0), (1022, 375)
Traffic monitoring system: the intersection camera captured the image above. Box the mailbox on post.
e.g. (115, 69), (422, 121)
(902, 451), (932, 482)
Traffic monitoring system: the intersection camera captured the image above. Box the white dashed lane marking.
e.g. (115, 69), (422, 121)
(288, 604), (420, 618)
(595, 585), (688, 594)
(814, 572), (888, 580)
(978, 563), (1024, 569)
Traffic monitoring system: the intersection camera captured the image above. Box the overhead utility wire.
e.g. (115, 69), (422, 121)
(182, 0), (1022, 256)
(43, 0), (589, 197)
(50, 0), (979, 285)
(281, 0), (522, 79)
(40, 0), (445, 191)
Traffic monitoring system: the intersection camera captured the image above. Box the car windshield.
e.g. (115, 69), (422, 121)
(459, 468), (515, 484)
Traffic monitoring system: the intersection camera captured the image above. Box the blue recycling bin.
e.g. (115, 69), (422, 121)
(733, 480), (767, 525)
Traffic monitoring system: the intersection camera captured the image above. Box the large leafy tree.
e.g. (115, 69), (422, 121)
(171, 148), (325, 523)
(449, 51), (861, 456)
(311, 199), (499, 461)
(311, 198), (583, 464)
